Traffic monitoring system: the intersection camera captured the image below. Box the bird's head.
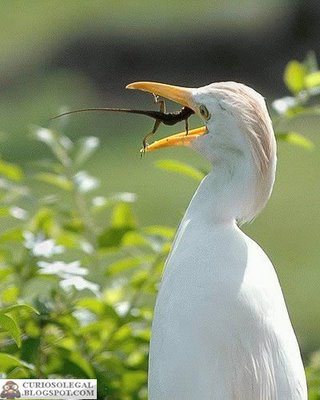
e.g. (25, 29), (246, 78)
(127, 81), (277, 222)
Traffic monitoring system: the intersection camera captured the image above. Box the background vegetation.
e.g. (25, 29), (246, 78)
(1, 2), (320, 399)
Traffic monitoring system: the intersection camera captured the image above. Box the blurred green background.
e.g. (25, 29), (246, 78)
(1, 0), (319, 356)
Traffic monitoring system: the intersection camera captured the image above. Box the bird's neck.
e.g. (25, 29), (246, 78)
(185, 160), (266, 225)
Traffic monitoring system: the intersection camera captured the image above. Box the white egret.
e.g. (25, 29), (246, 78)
(127, 81), (308, 400)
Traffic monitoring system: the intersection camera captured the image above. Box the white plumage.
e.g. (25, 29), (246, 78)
(127, 81), (307, 400)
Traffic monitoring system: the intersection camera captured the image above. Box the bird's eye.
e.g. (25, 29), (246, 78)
(199, 105), (210, 120)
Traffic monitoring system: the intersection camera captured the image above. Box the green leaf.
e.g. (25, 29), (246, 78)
(112, 203), (137, 229)
(0, 313), (21, 347)
(3, 304), (39, 315)
(276, 131), (314, 149)
(126, 350), (145, 368)
(98, 203), (137, 248)
(112, 323), (132, 342)
(0, 159), (23, 181)
(66, 351), (95, 378)
(57, 347), (95, 378)
(76, 298), (104, 314)
(121, 231), (149, 248)
(0, 267), (11, 281)
(56, 231), (81, 248)
(107, 257), (142, 276)
(0, 207), (10, 217)
(155, 159), (205, 181)
(284, 61), (306, 93)
(29, 207), (55, 233)
(0, 353), (34, 371)
(20, 337), (41, 364)
(143, 225), (175, 240)
(104, 287), (124, 305)
(131, 270), (148, 288)
(122, 370), (147, 393)
(98, 226), (133, 249)
(0, 227), (24, 242)
(36, 172), (73, 191)
(134, 328), (151, 342)
(1, 286), (19, 303)
(305, 72), (320, 89)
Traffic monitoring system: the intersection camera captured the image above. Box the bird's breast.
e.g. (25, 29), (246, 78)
(160, 219), (248, 302)
(149, 221), (307, 399)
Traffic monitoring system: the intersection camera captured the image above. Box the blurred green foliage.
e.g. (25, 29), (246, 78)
(0, 126), (175, 399)
(0, 56), (320, 399)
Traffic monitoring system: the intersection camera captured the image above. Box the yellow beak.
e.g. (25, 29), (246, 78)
(139, 126), (207, 152)
(126, 81), (207, 151)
